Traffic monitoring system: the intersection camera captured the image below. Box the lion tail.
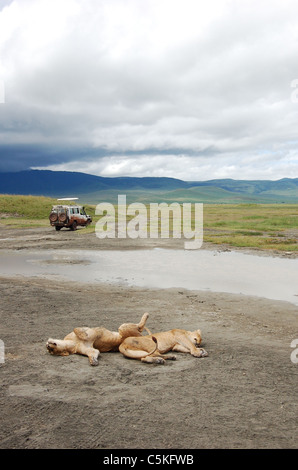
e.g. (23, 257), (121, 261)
(119, 336), (158, 359)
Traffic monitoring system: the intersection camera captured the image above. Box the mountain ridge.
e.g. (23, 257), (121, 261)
(0, 169), (297, 203)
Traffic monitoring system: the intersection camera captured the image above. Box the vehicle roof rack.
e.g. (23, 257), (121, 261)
(57, 198), (79, 201)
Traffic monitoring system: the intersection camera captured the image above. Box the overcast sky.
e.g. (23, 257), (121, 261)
(0, 0), (298, 181)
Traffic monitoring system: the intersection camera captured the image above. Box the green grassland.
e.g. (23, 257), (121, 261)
(0, 194), (297, 252)
(202, 203), (298, 251)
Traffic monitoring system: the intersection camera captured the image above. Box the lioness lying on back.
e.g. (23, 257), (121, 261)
(119, 328), (208, 364)
(46, 313), (149, 366)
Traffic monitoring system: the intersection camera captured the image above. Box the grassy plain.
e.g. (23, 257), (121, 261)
(0, 195), (297, 252)
(202, 203), (298, 251)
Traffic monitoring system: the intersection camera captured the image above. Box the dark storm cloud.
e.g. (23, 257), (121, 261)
(0, 0), (297, 179)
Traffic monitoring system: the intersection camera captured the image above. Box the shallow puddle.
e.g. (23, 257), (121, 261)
(0, 248), (298, 306)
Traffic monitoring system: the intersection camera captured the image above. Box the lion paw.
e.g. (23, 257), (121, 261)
(192, 348), (208, 358)
(200, 348), (208, 357)
(154, 357), (166, 364)
(89, 353), (100, 366)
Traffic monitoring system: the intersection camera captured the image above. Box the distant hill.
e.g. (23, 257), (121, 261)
(0, 169), (298, 203)
(0, 170), (188, 194)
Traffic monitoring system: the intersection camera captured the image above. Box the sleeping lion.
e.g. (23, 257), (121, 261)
(46, 312), (149, 366)
(119, 328), (208, 364)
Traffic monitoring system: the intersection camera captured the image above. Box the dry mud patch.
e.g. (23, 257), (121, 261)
(0, 274), (297, 449)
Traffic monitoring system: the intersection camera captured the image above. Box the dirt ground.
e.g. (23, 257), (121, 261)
(0, 224), (297, 449)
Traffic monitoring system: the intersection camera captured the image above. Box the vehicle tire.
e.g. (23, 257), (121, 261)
(58, 212), (67, 223)
(71, 221), (77, 231)
(55, 226), (62, 231)
(49, 212), (58, 222)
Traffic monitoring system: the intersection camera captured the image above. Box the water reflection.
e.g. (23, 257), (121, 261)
(0, 248), (298, 306)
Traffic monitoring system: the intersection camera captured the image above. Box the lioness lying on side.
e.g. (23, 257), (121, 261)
(119, 328), (208, 364)
(46, 313), (149, 366)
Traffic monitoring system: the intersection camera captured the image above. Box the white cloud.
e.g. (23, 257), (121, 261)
(0, 0), (298, 179)
(34, 149), (298, 181)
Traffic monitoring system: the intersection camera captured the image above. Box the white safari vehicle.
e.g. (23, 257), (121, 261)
(49, 198), (92, 231)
